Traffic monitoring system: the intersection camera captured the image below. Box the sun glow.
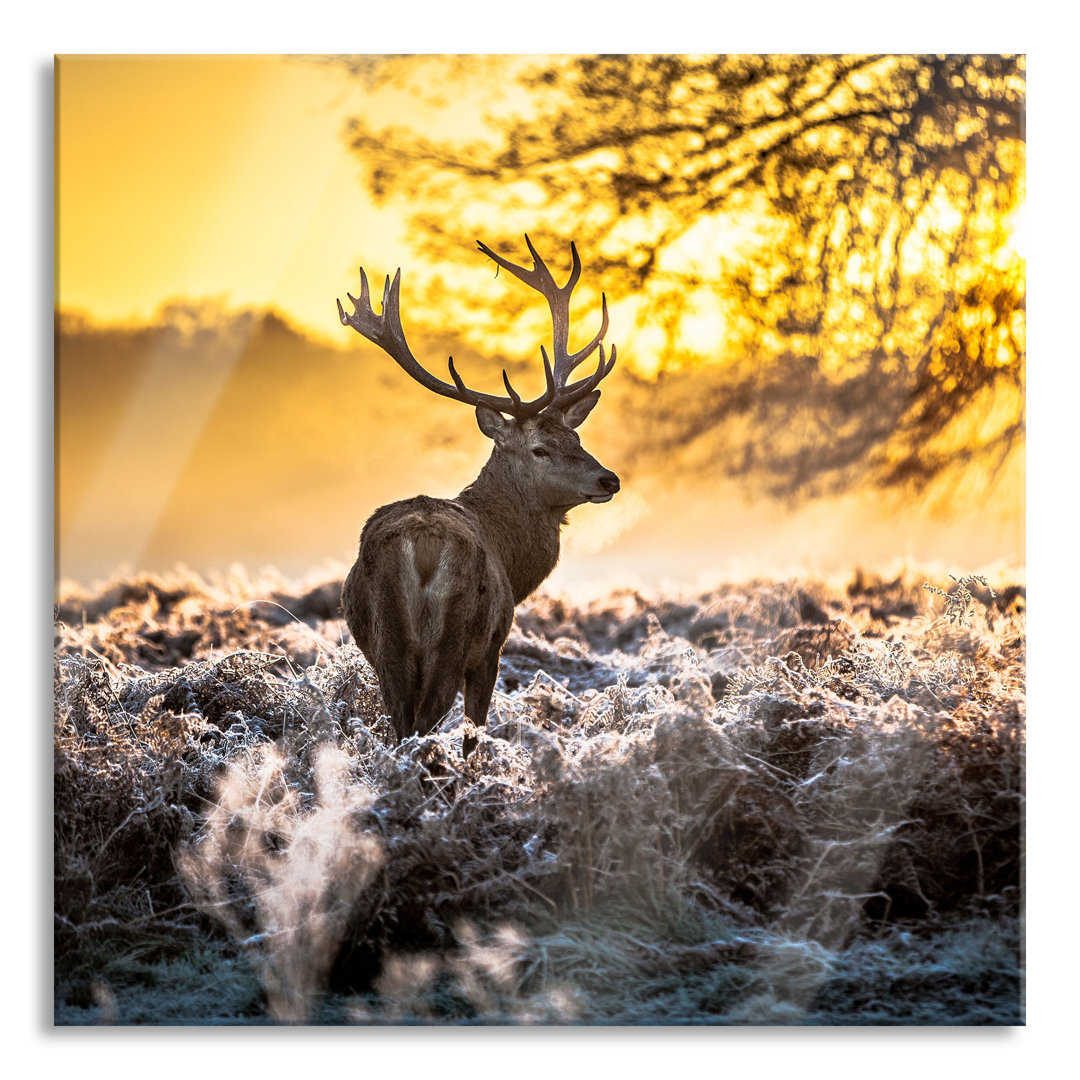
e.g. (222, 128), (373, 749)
(57, 57), (415, 340)
(1005, 201), (1027, 260)
(54, 55), (1025, 587)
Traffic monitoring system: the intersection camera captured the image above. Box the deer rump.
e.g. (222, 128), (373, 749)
(342, 495), (513, 741)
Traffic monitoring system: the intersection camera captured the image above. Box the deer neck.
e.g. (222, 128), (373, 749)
(457, 453), (565, 604)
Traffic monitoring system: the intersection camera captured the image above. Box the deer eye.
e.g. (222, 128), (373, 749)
(531, 447), (550, 458)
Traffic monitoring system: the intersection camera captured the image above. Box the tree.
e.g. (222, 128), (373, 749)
(343, 54), (1025, 499)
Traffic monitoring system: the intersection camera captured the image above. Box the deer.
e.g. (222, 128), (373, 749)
(336, 236), (620, 757)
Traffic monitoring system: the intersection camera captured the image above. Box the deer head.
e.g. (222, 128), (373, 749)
(337, 235), (620, 509)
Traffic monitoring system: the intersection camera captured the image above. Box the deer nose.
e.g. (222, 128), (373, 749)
(598, 471), (620, 495)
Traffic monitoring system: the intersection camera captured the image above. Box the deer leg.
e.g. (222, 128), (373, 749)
(413, 673), (463, 738)
(376, 653), (420, 742)
(410, 615), (469, 738)
(462, 649), (501, 758)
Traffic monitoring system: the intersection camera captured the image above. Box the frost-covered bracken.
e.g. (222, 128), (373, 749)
(54, 566), (1023, 1025)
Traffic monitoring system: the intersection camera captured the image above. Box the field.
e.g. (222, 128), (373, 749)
(53, 566), (1024, 1025)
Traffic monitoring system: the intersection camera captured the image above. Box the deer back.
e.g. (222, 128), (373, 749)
(342, 495), (514, 678)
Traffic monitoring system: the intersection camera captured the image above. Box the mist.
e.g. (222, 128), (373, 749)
(56, 301), (1023, 592)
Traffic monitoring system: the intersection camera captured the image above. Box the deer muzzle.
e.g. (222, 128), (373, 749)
(588, 470), (621, 503)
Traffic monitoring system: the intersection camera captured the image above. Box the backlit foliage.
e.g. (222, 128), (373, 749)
(343, 54), (1024, 498)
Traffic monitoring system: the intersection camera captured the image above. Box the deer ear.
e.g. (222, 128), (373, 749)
(559, 390), (601, 429)
(476, 404), (512, 444)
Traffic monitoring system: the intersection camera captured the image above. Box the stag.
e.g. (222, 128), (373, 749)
(337, 236), (620, 756)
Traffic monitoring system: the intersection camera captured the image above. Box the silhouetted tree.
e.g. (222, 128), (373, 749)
(343, 55), (1025, 498)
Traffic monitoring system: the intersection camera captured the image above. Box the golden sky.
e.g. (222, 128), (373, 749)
(57, 56), (411, 338)
(54, 55), (1025, 591)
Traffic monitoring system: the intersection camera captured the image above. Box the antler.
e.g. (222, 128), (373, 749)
(477, 235), (617, 411)
(336, 236), (616, 418)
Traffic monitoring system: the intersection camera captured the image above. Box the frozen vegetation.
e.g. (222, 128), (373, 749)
(53, 567), (1024, 1024)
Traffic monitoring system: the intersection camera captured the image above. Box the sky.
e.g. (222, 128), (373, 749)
(56, 56), (408, 339)
(53, 52), (1026, 592)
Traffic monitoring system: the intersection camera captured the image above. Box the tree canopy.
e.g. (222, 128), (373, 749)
(343, 54), (1025, 500)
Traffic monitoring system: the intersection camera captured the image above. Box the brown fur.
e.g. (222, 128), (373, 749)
(341, 399), (619, 752)
(411, 531), (443, 589)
